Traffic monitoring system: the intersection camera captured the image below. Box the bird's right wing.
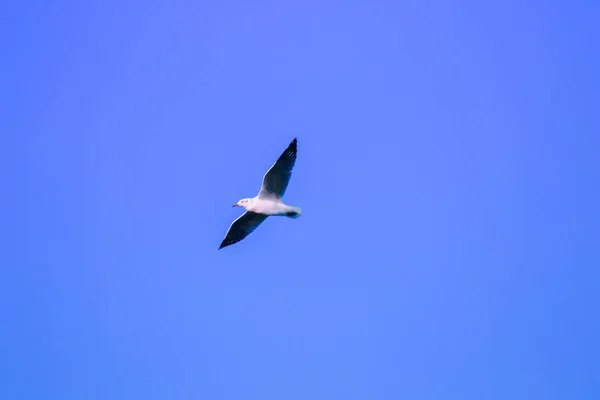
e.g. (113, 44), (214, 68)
(219, 211), (268, 249)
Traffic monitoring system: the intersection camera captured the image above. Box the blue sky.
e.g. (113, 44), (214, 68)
(2, 1), (599, 399)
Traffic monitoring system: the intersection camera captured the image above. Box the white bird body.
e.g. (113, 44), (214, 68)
(238, 197), (302, 218)
(219, 138), (301, 249)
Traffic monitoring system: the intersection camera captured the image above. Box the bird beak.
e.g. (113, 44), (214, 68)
(233, 203), (239, 207)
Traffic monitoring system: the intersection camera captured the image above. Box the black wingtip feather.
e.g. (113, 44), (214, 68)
(274, 138), (297, 167)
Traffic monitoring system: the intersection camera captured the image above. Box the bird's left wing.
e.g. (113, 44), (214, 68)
(257, 138), (297, 201)
(219, 211), (269, 249)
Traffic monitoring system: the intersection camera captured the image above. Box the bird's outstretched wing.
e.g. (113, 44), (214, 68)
(219, 211), (268, 249)
(257, 138), (297, 201)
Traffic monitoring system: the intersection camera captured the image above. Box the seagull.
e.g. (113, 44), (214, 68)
(218, 138), (302, 249)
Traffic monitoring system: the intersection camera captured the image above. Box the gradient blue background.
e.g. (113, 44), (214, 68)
(2, 1), (599, 399)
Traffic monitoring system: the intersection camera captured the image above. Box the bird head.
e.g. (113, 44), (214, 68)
(233, 198), (253, 210)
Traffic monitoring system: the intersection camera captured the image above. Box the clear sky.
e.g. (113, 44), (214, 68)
(2, 1), (599, 399)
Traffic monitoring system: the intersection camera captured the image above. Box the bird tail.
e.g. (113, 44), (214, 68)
(285, 206), (302, 218)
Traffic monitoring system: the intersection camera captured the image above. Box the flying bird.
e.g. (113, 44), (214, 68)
(219, 138), (302, 249)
